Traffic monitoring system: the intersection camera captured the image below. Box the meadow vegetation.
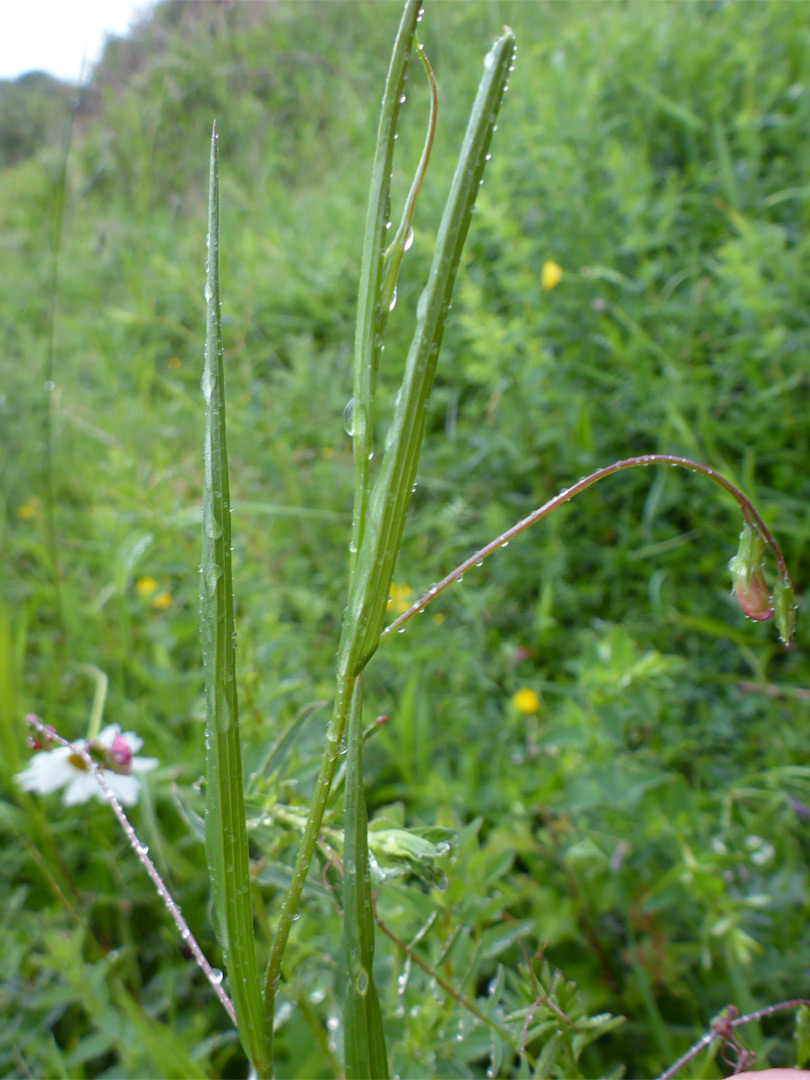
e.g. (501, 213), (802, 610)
(1, 1), (809, 1077)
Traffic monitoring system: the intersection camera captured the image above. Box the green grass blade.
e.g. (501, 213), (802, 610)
(342, 25), (517, 676)
(343, 676), (389, 1080)
(202, 121), (272, 1075)
(350, 0), (422, 566)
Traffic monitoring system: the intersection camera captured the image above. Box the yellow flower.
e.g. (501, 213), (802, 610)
(135, 576), (158, 598)
(387, 583), (413, 615)
(168, 357), (182, 370)
(151, 590), (172, 611)
(541, 260), (562, 290)
(512, 687), (540, 714)
(16, 498), (39, 520)
(432, 612), (445, 625)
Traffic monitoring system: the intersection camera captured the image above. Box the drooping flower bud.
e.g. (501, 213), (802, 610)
(773, 571), (797, 645)
(729, 522), (772, 622)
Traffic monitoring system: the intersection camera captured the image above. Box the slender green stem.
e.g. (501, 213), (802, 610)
(78, 664), (109, 741)
(343, 675), (389, 1079)
(264, 669), (356, 1007)
(381, 454), (793, 639)
(42, 90), (82, 633)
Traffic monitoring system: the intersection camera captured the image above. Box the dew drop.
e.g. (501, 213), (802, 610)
(210, 967), (223, 985)
(389, 286), (398, 312)
(343, 397), (355, 436)
(403, 225), (414, 252)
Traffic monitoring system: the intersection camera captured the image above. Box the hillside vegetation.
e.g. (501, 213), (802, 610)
(1, 2), (809, 1077)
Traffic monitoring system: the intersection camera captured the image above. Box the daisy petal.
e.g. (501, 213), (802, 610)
(62, 773), (99, 806)
(106, 774), (140, 807)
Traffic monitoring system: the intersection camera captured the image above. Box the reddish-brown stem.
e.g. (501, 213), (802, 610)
(381, 454), (790, 639)
(657, 999), (810, 1080)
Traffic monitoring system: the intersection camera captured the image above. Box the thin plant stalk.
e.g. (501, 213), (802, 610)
(382, 454), (795, 643)
(342, 675), (389, 1079)
(657, 1000), (810, 1080)
(42, 88), (84, 633)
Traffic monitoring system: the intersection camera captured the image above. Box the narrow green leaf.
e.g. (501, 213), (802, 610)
(479, 919), (535, 962)
(202, 121), (272, 1075)
(343, 25), (517, 676)
(343, 677), (389, 1080)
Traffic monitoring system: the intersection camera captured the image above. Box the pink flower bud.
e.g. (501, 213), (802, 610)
(729, 522), (772, 622)
(110, 733), (133, 770)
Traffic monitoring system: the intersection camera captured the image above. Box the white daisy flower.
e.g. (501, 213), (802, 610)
(15, 724), (158, 807)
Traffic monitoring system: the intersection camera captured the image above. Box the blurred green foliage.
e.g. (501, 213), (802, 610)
(1, 1), (809, 1076)
(0, 71), (78, 169)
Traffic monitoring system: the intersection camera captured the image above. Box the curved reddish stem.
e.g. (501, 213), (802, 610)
(380, 454), (790, 639)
